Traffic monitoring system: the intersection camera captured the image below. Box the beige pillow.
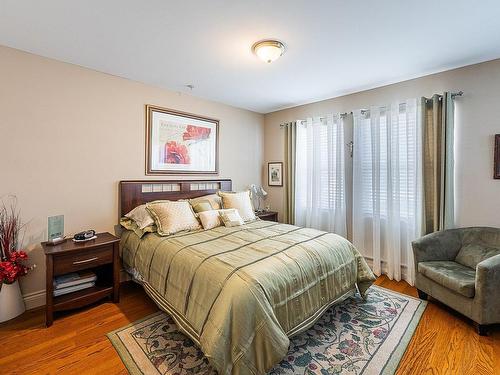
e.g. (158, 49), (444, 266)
(218, 191), (256, 222)
(190, 200), (214, 214)
(219, 209), (245, 227)
(189, 194), (222, 212)
(125, 204), (155, 229)
(119, 217), (156, 238)
(198, 210), (223, 230)
(146, 200), (201, 236)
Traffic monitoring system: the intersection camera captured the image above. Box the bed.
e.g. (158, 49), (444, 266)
(119, 179), (375, 375)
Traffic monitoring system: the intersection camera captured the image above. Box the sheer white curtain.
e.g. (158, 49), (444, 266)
(295, 114), (347, 237)
(352, 100), (422, 284)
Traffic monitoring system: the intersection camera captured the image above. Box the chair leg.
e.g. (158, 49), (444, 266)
(477, 324), (488, 336)
(417, 289), (428, 300)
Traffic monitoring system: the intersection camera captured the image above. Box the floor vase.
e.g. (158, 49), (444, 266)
(0, 280), (26, 322)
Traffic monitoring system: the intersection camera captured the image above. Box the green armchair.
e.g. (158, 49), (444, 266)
(412, 227), (500, 335)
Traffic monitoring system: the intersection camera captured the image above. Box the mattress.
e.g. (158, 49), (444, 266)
(120, 220), (375, 374)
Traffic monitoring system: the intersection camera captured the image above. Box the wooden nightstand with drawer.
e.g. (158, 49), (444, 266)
(42, 232), (120, 327)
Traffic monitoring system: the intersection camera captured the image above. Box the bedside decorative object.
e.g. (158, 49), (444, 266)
(268, 162), (283, 186)
(42, 232), (120, 327)
(0, 281), (25, 322)
(0, 196), (35, 322)
(47, 215), (65, 246)
(145, 105), (219, 175)
(249, 184), (268, 212)
(255, 210), (278, 222)
(72, 229), (97, 242)
(494, 134), (500, 179)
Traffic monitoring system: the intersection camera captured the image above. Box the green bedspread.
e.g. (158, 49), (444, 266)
(120, 220), (375, 375)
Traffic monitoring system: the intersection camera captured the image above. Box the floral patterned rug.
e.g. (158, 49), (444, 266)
(107, 286), (426, 375)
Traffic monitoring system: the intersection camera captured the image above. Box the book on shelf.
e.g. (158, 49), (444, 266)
(53, 281), (96, 297)
(54, 271), (97, 290)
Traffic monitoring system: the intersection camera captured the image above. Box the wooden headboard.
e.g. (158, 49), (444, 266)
(119, 179), (232, 217)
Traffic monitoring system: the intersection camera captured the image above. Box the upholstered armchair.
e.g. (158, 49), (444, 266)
(412, 227), (500, 335)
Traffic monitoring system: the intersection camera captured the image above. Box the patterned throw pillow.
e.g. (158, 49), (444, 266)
(188, 194), (222, 212)
(218, 191), (256, 222)
(219, 209), (245, 227)
(125, 204), (155, 229)
(198, 210), (223, 230)
(146, 200), (201, 236)
(119, 217), (156, 238)
(190, 200), (214, 214)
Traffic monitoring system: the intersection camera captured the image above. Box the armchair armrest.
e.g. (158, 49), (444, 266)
(412, 229), (463, 264)
(475, 254), (500, 324)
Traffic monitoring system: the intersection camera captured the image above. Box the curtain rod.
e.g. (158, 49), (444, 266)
(280, 112), (351, 127)
(279, 91), (463, 128)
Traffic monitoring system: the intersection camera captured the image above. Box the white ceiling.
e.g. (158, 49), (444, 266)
(1, 1), (500, 113)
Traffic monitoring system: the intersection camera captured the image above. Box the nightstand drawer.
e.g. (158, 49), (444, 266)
(54, 245), (113, 275)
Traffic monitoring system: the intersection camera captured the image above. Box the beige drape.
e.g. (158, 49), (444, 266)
(421, 92), (455, 234)
(283, 122), (297, 224)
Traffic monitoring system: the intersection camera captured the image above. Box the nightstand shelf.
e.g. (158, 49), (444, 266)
(53, 285), (114, 311)
(42, 232), (120, 327)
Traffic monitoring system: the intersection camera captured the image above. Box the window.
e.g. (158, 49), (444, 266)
(356, 103), (419, 220)
(295, 115), (347, 236)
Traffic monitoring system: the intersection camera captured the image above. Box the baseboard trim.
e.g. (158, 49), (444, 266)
(364, 256), (410, 281)
(23, 289), (46, 310)
(22, 269), (132, 310)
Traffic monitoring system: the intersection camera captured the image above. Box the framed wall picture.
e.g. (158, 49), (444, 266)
(145, 105), (219, 175)
(495, 134), (500, 179)
(268, 162), (283, 186)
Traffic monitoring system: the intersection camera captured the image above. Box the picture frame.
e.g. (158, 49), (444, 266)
(495, 134), (500, 179)
(145, 105), (219, 175)
(268, 162), (283, 186)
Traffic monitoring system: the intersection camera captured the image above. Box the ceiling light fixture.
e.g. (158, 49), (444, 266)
(252, 40), (286, 63)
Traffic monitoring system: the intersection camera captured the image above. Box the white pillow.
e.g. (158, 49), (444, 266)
(125, 204), (155, 229)
(218, 191), (256, 222)
(219, 209), (245, 227)
(146, 200), (201, 236)
(198, 210), (223, 230)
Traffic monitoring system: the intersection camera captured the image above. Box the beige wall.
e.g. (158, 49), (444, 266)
(264, 59), (500, 230)
(0, 46), (264, 307)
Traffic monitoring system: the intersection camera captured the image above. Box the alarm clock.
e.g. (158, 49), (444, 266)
(73, 230), (97, 242)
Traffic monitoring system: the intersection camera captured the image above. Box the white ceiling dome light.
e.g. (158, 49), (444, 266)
(252, 40), (286, 63)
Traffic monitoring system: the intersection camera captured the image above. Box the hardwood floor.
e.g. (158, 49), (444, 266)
(0, 277), (498, 374)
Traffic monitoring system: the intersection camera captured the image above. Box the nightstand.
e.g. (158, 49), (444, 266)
(42, 232), (120, 327)
(255, 210), (278, 222)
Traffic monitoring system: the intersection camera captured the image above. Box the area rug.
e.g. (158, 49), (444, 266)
(107, 285), (426, 375)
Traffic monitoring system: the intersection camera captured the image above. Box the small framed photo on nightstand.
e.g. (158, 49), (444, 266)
(268, 162), (283, 187)
(48, 215), (64, 241)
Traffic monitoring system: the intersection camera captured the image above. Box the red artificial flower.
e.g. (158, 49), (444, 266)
(182, 125), (211, 141)
(0, 250), (33, 284)
(165, 141), (190, 165)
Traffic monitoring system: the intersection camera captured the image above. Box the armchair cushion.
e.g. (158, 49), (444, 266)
(418, 261), (476, 298)
(455, 244), (500, 269)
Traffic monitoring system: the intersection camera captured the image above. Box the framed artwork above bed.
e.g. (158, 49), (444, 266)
(145, 105), (219, 175)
